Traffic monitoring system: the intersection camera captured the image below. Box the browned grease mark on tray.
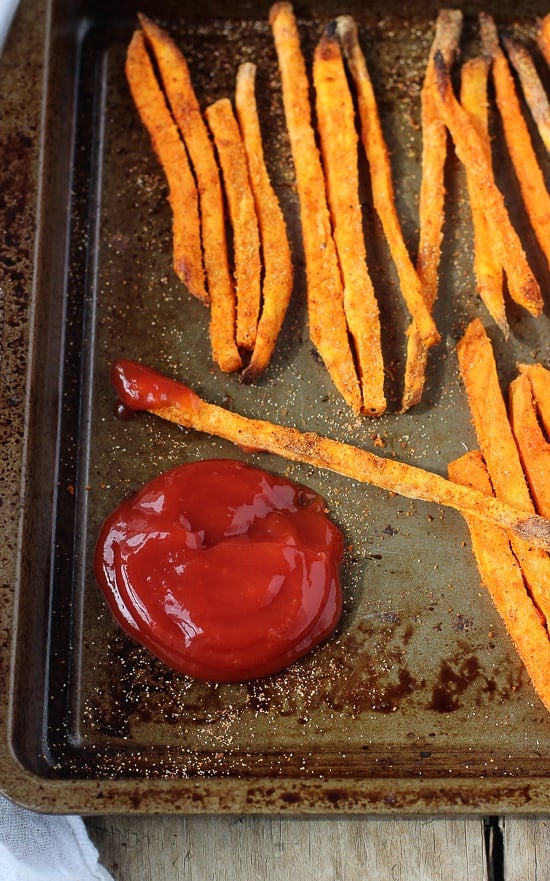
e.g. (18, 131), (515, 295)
(86, 617), (523, 740)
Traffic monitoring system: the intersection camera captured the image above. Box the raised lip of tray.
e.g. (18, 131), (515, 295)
(1, 0), (550, 814)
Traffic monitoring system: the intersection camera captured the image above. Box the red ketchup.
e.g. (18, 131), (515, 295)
(94, 457), (344, 682)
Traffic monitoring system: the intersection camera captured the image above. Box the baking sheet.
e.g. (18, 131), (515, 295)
(1, 0), (550, 813)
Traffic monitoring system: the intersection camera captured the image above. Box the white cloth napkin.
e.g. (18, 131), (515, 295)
(0, 0), (18, 54)
(0, 795), (114, 881)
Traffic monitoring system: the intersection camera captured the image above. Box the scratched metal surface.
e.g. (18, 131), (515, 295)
(1, 0), (550, 813)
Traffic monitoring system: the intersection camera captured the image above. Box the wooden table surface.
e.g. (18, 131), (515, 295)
(84, 814), (550, 880)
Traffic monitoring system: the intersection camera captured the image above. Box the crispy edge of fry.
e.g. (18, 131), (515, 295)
(457, 318), (532, 511)
(269, 2), (362, 414)
(139, 14), (241, 373)
(204, 97), (262, 353)
(509, 372), (550, 520)
(504, 35), (550, 154)
(457, 318), (550, 627)
(433, 50), (543, 317)
(313, 24), (386, 417)
(449, 450), (550, 712)
(402, 9), (463, 411)
(537, 13), (550, 67)
(336, 14), (440, 351)
(480, 13), (550, 272)
(460, 56), (508, 337)
(111, 358), (550, 552)
(518, 362), (550, 437)
(235, 62), (294, 382)
(125, 30), (207, 304)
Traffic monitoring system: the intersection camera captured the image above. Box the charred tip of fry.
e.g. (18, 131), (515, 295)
(323, 20), (339, 42)
(137, 12), (160, 38)
(478, 11), (500, 59)
(240, 363), (262, 385)
(335, 15), (357, 55)
(335, 14), (354, 35)
(433, 49), (449, 97)
(317, 22), (340, 59)
(515, 514), (550, 547)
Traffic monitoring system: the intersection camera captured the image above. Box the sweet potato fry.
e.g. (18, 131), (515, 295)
(204, 97), (262, 353)
(449, 450), (550, 712)
(518, 362), (550, 437)
(457, 318), (550, 626)
(460, 56), (508, 336)
(537, 13), (550, 67)
(504, 35), (550, 154)
(235, 62), (293, 381)
(480, 13), (550, 272)
(139, 14), (241, 373)
(313, 23), (386, 416)
(403, 9), (463, 411)
(433, 50), (543, 317)
(336, 14), (440, 352)
(111, 358), (550, 552)
(125, 30), (207, 303)
(509, 372), (550, 519)
(269, 2), (362, 414)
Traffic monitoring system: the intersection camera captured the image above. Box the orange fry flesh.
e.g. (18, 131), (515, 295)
(336, 14), (440, 352)
(433, 50), (543, 317)
(313, 24), (386, 416)
(504, 35), (550, 154)
(449, 450), (550, 712)
(403, 9), (463, 411)
(460, 56), (508, 337)
(518, 362), (550, 437)
(480, 13), (550, 273)
(204, 97), (262, 353)
(509, 372), (550, 520)
(537, 13), (550, 67)
(125, 30), (207, 303)
(111, 359), (550, 552)
(235, 62), (294, 381)
(269, 2), (362, 414)
(139, 15), (241, 373)
(457, 319), (550, 627)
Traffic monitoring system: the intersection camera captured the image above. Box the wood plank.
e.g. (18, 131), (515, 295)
(503, 816), (550, 881)
(85, 815), (488, 881)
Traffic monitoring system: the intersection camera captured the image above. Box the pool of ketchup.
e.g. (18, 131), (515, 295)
(94, 458), (344, 682)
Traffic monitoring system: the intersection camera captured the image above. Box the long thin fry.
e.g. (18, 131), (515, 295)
(111, 358), (550, 551)
(509, 372), (550, 519)
(480, 13), (550, 272)
(537, 13), (550, 67)
(125, 30), (207, 304)
(518, 362), (550, 437)
(403, 8), (463, 411)
(457, 318), (550, 626)
(235, 62), (293, 381)
(504, 35), (550, 154)
(269, 2), (362, 414)
(460, 56), (508, 336)
(139, 15), (241, 373)
(336, 14), (440, 351)
(449, 450), (550, 711)
(313, 23), (386, 416)
(204, 98), (261, 353)
(433, 50), (543, 317)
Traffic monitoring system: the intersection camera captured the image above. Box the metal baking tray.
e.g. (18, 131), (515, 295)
(1, 0), (550, 814)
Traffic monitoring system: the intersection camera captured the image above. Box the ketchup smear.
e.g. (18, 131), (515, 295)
(95, 457), (344, 682)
